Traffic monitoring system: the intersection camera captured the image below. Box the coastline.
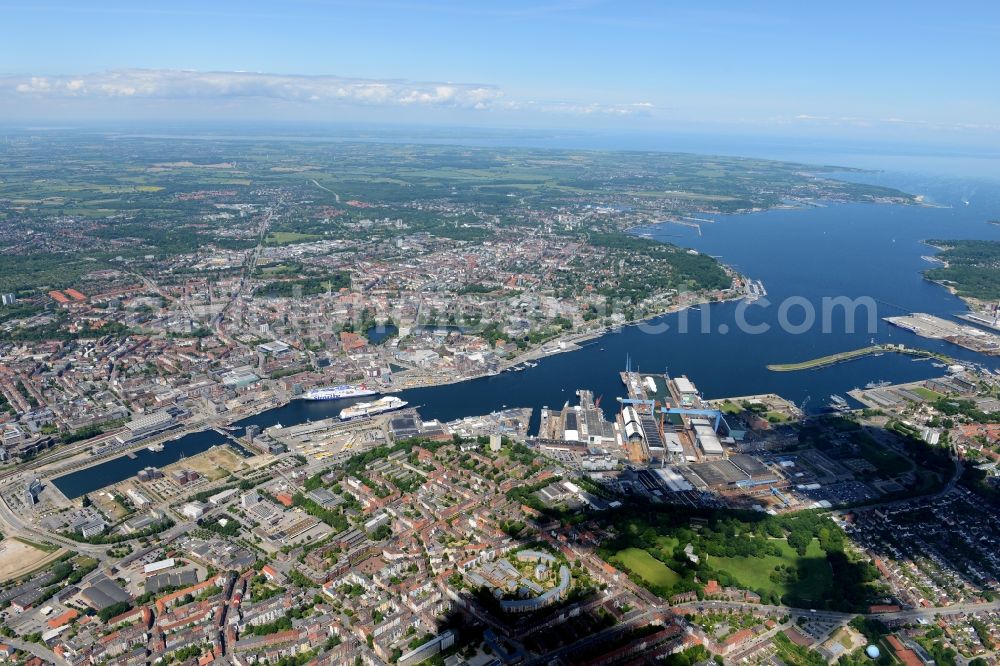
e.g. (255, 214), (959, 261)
(386, 288), (748, 392)
(43, 187), (933, 485)
(48, 285), (747, 488)
(244, 187), (927, 397)
(919, 239), (992, 313)
(233, 194), (924, 400)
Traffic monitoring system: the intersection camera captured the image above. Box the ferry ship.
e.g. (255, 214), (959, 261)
(339, 396), (408, 421)
(301, 384), (379, 401)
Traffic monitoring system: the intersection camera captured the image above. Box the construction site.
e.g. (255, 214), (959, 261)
(263, 412), (396, 464)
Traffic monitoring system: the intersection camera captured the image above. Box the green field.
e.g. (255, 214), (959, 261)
(856, 440), (913, 476)
(613, 547), (681, 588)
(912, 386), (945, 401)
(257, 263), (299, 277)
(719, 400), (743, 415)
(264, 231), (323, 245)
(708, 538), (832, 603)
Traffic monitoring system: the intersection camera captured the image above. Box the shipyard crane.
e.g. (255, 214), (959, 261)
(617, 397), (725, 431)
(659, 406), (724, 431)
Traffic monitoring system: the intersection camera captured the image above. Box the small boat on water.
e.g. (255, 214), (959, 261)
(147, 443), (165, 453)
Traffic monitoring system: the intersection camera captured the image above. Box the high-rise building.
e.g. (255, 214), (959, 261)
(1, 293), (15, 306)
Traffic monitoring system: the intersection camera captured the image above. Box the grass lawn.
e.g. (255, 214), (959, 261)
(708, 538), (832, 603)
(857, 441), (913, 476)
(613, 548), (680, 588)
(257, 263), (299, 277)
(850, 431), (913, 476)
(655, 535), (680, 554)
(719, 400), (743, 415)
(912, 386), (944, 401)
(265, 231), (322, 245)
(13, 536), (60, 553)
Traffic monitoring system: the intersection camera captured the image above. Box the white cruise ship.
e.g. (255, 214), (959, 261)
(300, 385), (379, 401)
(339, 396), (408, 421)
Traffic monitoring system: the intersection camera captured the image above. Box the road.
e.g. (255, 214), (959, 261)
(0, 491), (110, 560)
(673, 598), (1000, 623)
(223, 203), (275, 326)
(311, 178), (340, 202)
(726, 619), (795, 662)
(4, 636), (70, 666)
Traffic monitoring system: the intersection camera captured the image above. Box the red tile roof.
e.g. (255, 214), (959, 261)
(47, 608), (79, 629)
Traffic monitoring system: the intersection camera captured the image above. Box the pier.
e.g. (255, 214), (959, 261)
(766, 344), (951, 372)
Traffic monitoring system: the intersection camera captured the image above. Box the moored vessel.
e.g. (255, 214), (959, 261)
(828, 394), (849, 411)
(301, 384), (379, 401)
(339, 396), (408, 420)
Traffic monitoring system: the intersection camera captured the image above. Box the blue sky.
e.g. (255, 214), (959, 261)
(1, 0), (998, 147)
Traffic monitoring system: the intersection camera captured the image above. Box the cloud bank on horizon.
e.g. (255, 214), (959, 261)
(1, 1), (997, 147)
(1, 68), (996, 146)
(1, 68), (654, 117)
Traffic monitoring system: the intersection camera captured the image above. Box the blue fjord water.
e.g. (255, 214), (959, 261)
(52, 169), (1000, 499)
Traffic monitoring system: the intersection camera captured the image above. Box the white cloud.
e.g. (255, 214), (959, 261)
(0, 69), (655, 119)
(789, 111), (999, 133)
(2, 69), (505, 109)
(502, 99), (655, 116)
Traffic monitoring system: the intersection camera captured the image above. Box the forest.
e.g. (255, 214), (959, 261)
(924, 239), (1000, 300)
